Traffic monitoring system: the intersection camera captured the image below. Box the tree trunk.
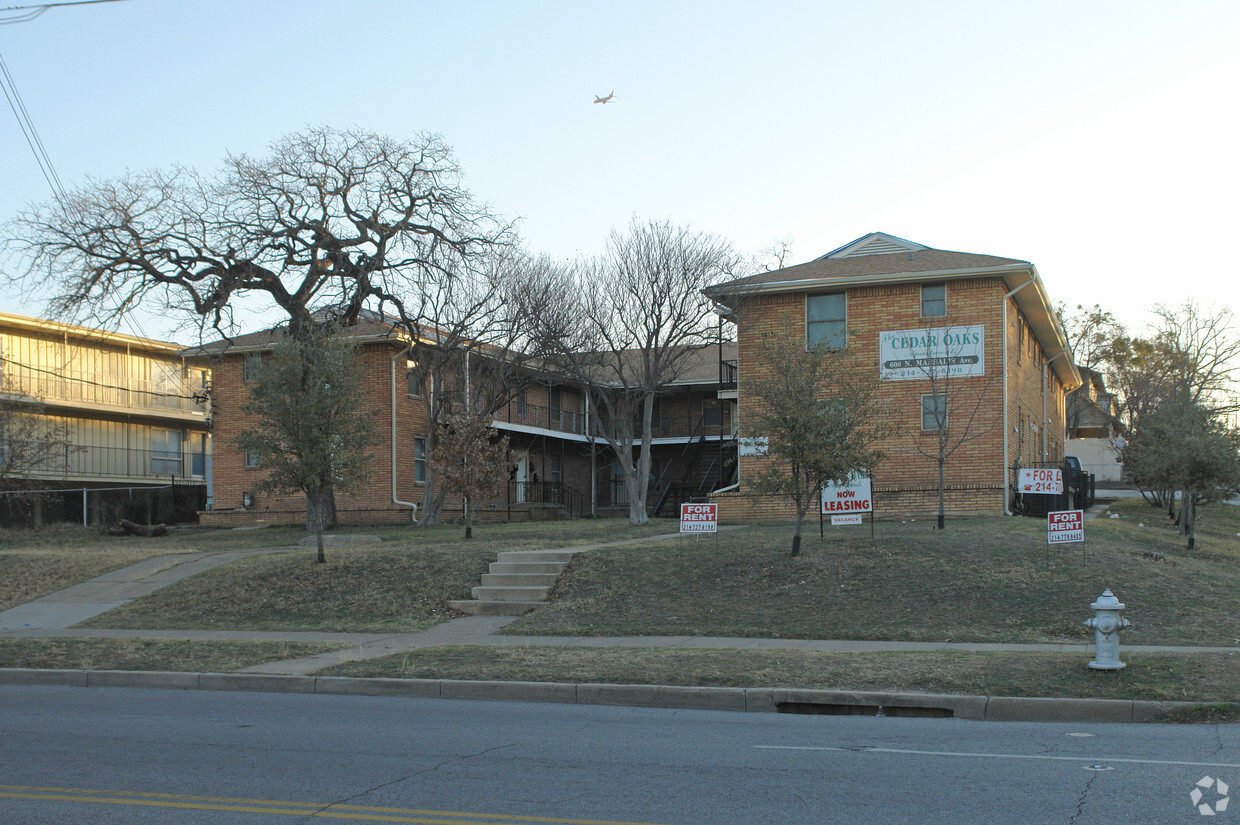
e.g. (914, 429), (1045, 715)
(306, 487), (332, 563)
(937, 457), (946, 529)
(464, 495), (472, 539)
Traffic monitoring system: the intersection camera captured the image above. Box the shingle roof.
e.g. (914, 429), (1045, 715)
(709, 247), (1029, 295)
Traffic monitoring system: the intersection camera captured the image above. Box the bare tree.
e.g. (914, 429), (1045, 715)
(7, 127), (512, 342)
(1056, 302), (1125, 434)
(0, 379), (75, 526)
(399, 251), (557, 525)
(746, 330), (886, 556)
(429, 409), (510, 538)
(893, 327), (994, 528)
(6, 126), (512, 522)
(534, 218), (738, 524)
(1112, 302), (1240, 522)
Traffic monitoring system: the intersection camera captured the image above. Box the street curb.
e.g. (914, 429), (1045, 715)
(0, 668), (1199, 723)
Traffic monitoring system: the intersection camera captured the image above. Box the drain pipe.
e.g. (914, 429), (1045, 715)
(1003, 274), (1037, 515)
(1045, 351), (1067, 460)
(390, 350), (418, 521)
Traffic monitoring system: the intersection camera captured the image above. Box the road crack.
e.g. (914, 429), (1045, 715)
(1068, 773), (1097, 825)
(296, 742), (518, 823)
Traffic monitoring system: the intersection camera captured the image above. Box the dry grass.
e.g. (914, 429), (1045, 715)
(505, 498), (1240, 646)
(321, 645), (1240, 703)
(73, 519), (678, 632)
(0, 637), (345, 671)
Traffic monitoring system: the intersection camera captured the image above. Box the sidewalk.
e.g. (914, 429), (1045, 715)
(0, 526), (1232, 723)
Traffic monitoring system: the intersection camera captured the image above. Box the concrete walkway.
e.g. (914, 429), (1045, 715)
(2, 516), (1235, 722)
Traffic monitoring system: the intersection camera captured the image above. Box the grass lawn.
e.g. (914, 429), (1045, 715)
(502, 498), (1240, 646)
(321, 645), (1240, 703)
(73, 519), (678, 632)
(0, 638), (346, 672)
(0, 523), (308, 611)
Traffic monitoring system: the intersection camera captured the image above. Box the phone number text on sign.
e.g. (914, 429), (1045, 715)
(1019, 468), (1063, 494)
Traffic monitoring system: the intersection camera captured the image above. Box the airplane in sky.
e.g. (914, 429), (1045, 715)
(593, 91), (615, 104)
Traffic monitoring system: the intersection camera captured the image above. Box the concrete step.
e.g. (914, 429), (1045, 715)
(447, 599), (545, 616)
(481, 573), (561, 587)
(496, 550), (579, 564)
(487, 562), (567, 575)
(472, 585), (552, 602)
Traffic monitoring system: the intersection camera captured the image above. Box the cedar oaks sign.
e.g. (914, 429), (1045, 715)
(879, 325), (985, 381)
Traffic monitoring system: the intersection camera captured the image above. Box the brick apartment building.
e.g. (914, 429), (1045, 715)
(704, 232), (1080, 520)
(193, 316), (737, 527)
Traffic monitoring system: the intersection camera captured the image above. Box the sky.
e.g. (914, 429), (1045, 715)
(1, 0), (1238, 343)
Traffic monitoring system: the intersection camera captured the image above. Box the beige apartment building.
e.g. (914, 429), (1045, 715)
(0, 312), (211, 525)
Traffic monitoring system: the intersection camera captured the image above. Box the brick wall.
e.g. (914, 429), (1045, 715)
(720, 276), (1066, 520)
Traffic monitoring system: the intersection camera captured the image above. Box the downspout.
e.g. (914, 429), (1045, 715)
(1045, 351), (1068, 461)
(390, 350), (417, 521)
(1003, 275), (1037, 515)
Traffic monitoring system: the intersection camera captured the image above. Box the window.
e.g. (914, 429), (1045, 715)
(921, 283), (946, 317)
(151, 429), (182, 474)
(807, 293), (847, 349)
(515, 388), (527, 418)
(921, 393), (946, 431)
(406, 368), (423, 398)
(550, 454), (563, 485)
(549, 386), (562, 422)
(702, 399), (722, 427)
(243, 353), (261, 382)
(244, 450), (261, 468)
(414, 437), (427, 483)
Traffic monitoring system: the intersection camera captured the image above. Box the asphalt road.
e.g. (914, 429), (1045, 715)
(3, 686), (1238, 824)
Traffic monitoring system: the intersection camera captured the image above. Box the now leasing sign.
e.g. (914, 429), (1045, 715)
(879, 325), (985, 381)
(1048, 509), (1084, 544)
(821, 475), (873, 515)
(680, 503), (718, 533)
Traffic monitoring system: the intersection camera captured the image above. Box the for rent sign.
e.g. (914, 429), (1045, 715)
(1048, 509), (1084, 544)
(680, 503), (718, 533)
(821, 475), (873, 515)
(1019, 468), (1063, 494)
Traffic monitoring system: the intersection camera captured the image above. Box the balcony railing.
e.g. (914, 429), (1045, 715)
(14, 445), (208, 482)
(3, 368), (207, 415)
(720, 359), (738, 388)
(496, 400), (587, 436)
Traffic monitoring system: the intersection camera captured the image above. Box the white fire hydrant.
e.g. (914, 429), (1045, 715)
(1084, 589), (1131, 670)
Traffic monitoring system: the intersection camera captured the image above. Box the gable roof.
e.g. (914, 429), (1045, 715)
(704, 232), (1079, 390)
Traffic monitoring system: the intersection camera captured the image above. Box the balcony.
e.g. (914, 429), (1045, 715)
(495, 400), (587, 436)
(3, 367), (207, 417)
(17, 445), (209, 483)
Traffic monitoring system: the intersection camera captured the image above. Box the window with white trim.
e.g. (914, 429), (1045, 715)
(414, 437), (427, 482)
(807, 293), (847, 349)
(921, 393), (947, 431)
(921, 283), (946, 317)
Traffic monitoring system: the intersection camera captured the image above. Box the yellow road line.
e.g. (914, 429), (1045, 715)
(0, 785), (670, 825)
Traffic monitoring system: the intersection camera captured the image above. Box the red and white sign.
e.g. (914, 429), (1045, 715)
(680, 503), (718, 533)
(821, 475), (873, 515)
(1047, 509), (1084, 544)
(1019, 468), (1063, 494)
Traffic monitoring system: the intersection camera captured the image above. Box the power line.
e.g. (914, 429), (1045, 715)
(0, 0), (128, 25)
(0, 48), (64, 198)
